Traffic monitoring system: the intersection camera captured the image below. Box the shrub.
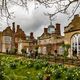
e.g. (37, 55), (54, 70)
(14, 48), (17, 54)
(21, 49), (26, 54)
(52, 69), (63, 80)
(42, 61), (49, 67)
(10, 62), (17, 69)
(43, 74), (51, 80)
(9, 48), (17, 55)
(20, 60), (23, 65)
(34, 63), (42, 70)
(6, 49), (9, 54)
(26, 71), (32, 80)
(44, 67), (52, 74)
(0, 61), (4, 80)
(36, 72), (43, 80)
(34, 60), (43, 70)
(26, 61), (33, 68)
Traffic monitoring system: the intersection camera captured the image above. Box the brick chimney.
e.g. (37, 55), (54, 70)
(12, 22), (15, 48)
(30, 32), (34, 39)
(55, 23), (61, 35)
(17, 25), (20, 32)
(12, 22), (15, 33)
(74, 14), (79, 18)
(44, 28), (48, 34)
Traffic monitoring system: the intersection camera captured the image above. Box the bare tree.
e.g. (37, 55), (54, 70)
(0, 0), (80, 20)
(36, 0), (80, 19)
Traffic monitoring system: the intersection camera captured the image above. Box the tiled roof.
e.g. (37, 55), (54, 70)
(64, 14), (80, 33)
(2, 26), (13, 36)
(38, 33), (51, 40)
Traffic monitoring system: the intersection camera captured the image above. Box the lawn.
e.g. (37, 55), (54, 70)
(0, 53), (80, 80)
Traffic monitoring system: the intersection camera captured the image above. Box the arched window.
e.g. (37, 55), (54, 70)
(71, 34), (80, 56)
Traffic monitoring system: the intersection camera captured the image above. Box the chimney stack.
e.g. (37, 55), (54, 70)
(74, 14), (79, 18)
(17, 25), (20, 32)
(12, 22), (15, 48)
(44, 28), (48, 34)
(30, 32), (34, 39)
(12, 22), (15, 33)
(56, 23), (61, 35)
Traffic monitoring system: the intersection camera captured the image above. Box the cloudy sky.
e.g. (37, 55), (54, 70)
(0, 1), (80, 38)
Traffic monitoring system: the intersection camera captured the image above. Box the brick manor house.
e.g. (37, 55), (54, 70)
(0, 14), (80, 57)
(0, 22), (37, 54)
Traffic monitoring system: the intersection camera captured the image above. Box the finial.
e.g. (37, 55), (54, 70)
(49, 14), (52, 25)
(44, 13), (53, 25)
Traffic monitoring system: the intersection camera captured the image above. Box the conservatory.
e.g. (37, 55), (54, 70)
(71, 34), (80, 57)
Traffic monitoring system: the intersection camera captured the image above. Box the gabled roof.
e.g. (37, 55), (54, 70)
(26, 35), (37, 43)
(2, 26), (13, 36)
(64, 14), (80, 33)
(38, 33), (51, 40)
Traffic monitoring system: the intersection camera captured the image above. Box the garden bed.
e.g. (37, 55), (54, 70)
(0, 53), (80, 80)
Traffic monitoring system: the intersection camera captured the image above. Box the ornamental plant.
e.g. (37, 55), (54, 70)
(10, 62), (17, 69)
(34, 60), (43, 70)
(26, 60), (33, 68)
(42, 61), (49, 67)
(0, 61), (4, 80)
(36, 72), (43, 80)
(44, 67), (52, 74)
(62, 44), (70, 63)
(21, 48), (26, 54)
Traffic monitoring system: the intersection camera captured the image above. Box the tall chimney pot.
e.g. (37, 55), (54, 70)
(30, 32), (34, 39)
(12, 22), (15, 33)
(56, 23), (61, 35)
(17, 25), (20, 32)
(44, 28), (48, 33)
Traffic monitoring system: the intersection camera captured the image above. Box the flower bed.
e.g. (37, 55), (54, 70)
(0, 53), (80, 80)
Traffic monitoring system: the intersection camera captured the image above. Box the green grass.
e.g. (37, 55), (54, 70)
(0, 53), (45, 80)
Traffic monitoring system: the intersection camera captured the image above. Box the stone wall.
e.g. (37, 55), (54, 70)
(64, 31), (80, 45)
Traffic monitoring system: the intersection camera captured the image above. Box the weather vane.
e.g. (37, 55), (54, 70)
(44, 13), (53, 25)
(49, 14), (52, 25)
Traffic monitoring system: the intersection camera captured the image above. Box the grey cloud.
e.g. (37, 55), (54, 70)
(13, 6), (49, 35)
(1, 3), (80, 38)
